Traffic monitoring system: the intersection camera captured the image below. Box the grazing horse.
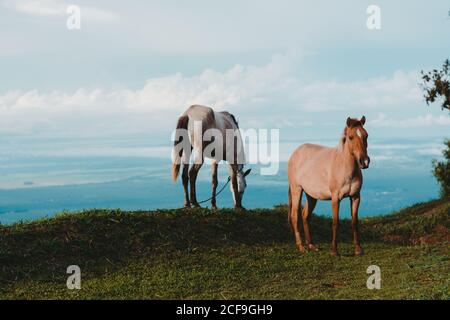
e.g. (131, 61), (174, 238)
(287, 116), (370, 256)
(172, 105), (251, 209)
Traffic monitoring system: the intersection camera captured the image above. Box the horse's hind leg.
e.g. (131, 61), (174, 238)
(182, 164), (190, 208)
(303, 194), (318, 251)
(189, 163), (203, 207)
(211, 161), (218, 209)
(290, 186), (306, 252)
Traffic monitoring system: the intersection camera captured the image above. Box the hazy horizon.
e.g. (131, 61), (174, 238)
(0, 135), (443, 224)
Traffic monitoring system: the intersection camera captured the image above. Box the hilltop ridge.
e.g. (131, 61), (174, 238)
(0, 198), (448, 299)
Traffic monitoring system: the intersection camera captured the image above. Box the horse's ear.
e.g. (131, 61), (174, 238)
(243, 168), (251, 177)
(346, 117), (352, 127)
(360, 116), (366, 125)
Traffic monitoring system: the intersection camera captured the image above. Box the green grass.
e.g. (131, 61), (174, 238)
(0, 199), (449, 300)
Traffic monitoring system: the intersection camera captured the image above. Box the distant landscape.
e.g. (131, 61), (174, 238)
(0, 137), (443, 224)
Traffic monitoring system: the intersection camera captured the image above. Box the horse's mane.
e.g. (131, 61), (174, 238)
(229, 113), (239, 127)
(338, 129), (346, 150)
(221, 111), (239, 128)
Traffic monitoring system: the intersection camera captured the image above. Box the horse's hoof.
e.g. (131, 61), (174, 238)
(235, 206), (246, 212)
(184, 203), (191, 208)
(330, 250), (339, 257)
(308, 244), (319, 252)
(354, 247), (364, 256)
(211, 205), (218, 210)
(297, 245), (307, 253)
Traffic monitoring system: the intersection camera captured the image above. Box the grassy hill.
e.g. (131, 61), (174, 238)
(0, 199), (449, 299)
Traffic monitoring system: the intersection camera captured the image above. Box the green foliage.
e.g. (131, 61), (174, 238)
(421, 60), (450, 198)
(432, 139), (450, 198)
(0, 200), (448, 300)
(421, 59), (450, 111)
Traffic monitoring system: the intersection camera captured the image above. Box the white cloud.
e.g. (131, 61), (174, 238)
(295, 71), (423, 112)
(0, 53), (294, 136)
(416, 147), (445, 156)
(370, 113), (450, 128)
(0, 52), (448, 138)
(4, 0), (65, 16)
(2, 0), (117, 21)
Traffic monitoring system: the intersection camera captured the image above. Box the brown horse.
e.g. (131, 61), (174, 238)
(287, 116), (370, 256)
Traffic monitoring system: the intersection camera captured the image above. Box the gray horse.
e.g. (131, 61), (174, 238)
(172, 105), (251, 209)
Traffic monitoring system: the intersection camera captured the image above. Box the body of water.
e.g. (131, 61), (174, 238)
(0, 137), (443, 224)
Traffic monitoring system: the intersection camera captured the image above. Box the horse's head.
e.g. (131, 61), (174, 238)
(234, 167), (252, 201)
(344, 116), (370, 169)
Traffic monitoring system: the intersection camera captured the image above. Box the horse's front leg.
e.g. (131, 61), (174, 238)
(350, 194), (363, 256)
(230, 164), (243, 210)
(331, 196), (340, 256)
(211, 161), (218, 209)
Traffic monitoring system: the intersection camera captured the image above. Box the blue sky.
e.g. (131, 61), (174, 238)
(0, 0), (449, 145)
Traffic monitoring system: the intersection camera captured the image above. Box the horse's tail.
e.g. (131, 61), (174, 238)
(172, 115), (189, 182)
(288, 186), (292, 231)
